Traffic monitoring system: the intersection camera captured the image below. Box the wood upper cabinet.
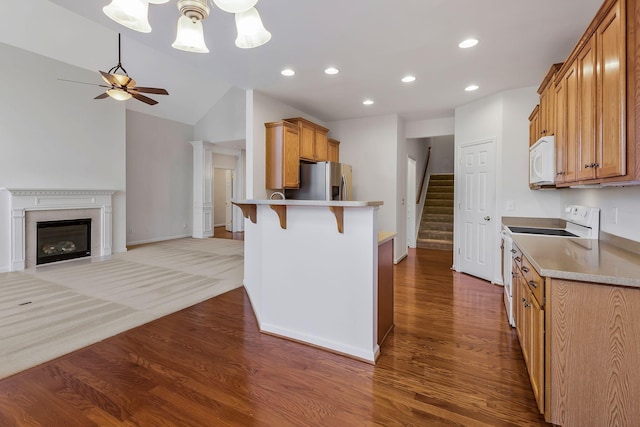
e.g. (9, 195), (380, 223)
(537, 64), (562, 139)
(328, 138), (340, 162)
(553, 0), (633, 186)
(285, 117), (329, 162)
(529, 105), (540, 147)
(555, 60), (579, 184)
(265, 121), (300, 190)
(596, 0), (626, 178)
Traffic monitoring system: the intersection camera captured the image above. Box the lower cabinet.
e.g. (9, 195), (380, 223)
(514, 263), (545, 414)
(377, 238), (394, 345)
(513, 243), (640, 425)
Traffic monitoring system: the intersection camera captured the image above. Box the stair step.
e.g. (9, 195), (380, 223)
(416, 239), (454, 251)
(418, 230), (453, 240)
(429, 174), (454, 181)
(419, 222), (454, 232)
(423, 206), (454, 215)
(422, 214), (453, 223)
(426, 192), (454, 200)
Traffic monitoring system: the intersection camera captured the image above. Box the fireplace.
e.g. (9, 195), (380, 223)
(37, 218), (92, 265)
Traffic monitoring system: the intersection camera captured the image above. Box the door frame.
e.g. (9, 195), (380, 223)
(407, 157), (417, 248)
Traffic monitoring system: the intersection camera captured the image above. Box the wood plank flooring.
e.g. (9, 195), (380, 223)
(0, 248), (548, 426)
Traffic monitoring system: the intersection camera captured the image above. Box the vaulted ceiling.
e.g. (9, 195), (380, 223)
(9, 0), (605, 125)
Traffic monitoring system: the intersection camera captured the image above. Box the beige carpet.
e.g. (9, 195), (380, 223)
(0, 238), (244, 379)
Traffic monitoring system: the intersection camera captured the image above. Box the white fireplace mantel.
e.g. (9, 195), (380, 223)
(2, 189), (115, 271)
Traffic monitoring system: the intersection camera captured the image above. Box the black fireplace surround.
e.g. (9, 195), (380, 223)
(36, 218), (91, 265)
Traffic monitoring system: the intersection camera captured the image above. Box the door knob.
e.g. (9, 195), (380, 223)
(484, 216), (491, 221)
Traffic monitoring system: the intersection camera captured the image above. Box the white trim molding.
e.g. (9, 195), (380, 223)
(2, 189), (115, 271)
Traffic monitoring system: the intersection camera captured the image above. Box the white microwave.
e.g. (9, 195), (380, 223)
(529, 136), (555, 185)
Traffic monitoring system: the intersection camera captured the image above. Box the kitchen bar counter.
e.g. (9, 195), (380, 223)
(236, 199), (386, 363)
(510, 234), (640, 288)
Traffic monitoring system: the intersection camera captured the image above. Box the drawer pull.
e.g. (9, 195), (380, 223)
(521, 266), (529, 273)
(515, 257), (521, 263)
(510, 249), (517, 254)
(529, 280), (538, 289)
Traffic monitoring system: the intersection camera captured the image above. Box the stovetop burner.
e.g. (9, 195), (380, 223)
(507, 226), (578, 237)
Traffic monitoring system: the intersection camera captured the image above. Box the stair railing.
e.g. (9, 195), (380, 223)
(416, 146), (432, 204)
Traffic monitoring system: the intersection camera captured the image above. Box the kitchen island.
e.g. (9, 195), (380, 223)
(233, 199), (391, 363)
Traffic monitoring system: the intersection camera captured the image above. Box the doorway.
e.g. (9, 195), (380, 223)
(213, 167), (235, 232)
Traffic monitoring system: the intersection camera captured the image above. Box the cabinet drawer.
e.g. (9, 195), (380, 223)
(521, 256), (544, 306)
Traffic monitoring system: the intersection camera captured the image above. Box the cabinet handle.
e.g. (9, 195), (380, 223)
(524, 301), (531, 308)
(510, 249), (517, 254)
(515, 257), (521, 263)
(529, 280), (538, 289)
(556, 171), (565, 176)
(522, 297), (527, 303)
(522, 266), (529, 273)
(585, 164), (591, 169)
(591, 162), (599, 168)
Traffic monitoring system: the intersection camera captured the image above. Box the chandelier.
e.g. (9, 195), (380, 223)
(102, 0), (271, 54)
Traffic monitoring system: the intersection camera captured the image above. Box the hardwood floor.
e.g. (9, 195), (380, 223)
(213, 226), (244, 240)
(0, 248), (547, 426)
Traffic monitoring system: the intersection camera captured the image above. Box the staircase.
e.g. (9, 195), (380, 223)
(417, 174), (454, 251)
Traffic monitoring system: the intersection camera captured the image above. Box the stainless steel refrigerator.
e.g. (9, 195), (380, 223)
(285, 162), (353, 201)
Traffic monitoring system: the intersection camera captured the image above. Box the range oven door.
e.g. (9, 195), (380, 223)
(500, 230), (515, 327)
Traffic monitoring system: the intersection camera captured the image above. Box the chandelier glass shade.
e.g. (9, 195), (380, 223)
(106, 88), (132, 101)
(102, 0), (270, 53)
(234, 7), (271, 49)
(212, 0), (258, 13)
(103, 0), (151, 33)
(172, 15), (210, 53)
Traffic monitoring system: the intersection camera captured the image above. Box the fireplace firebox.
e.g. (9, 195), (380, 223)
(36, 218), (92, 265)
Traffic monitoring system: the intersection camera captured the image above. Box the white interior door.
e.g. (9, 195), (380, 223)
(225, 170), (233, 232)
(457, 139), (496, 281)
(407, 157), (417, 248)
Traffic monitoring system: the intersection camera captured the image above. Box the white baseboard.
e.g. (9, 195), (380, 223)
(394, 251), (408, 264)
(127, 233), (191, 246)
(213, 223), (226, 227)
(0, 266), (10, 273)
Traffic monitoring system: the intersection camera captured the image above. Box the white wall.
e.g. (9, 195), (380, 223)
(194, 87), (246, 142)
(405, 117), (455, 139)
(328, 115), (405, 259)
(0, 43), (126, 271)
(126, 110), (194, 245)
(427, 135), (455, 174)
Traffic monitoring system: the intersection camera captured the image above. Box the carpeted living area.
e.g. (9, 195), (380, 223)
(0, 238), (244, 379)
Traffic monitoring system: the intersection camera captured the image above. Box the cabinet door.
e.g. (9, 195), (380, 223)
(328, 139), (340, 162)
(529, 106), (540, 146)
(283, 126), (300, 188)
(577, 36), (598, 180)
(597, 0), (626, 178)
(298, 122), (316, 161)
(314, 129), (328, 161)
(565, 62), (579, 183)
(539, 83), (554, 137)
(555, 77), (567, 184)
(529, 292), (545, 414)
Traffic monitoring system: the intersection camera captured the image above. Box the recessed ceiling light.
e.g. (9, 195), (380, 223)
(363, 99), (374, 105)
(458, 38), (479, 49)
(281, 68), (295, 77)
(465, 84), (479, 92)
(401, 75), (416, 83)
(325, 67), (339, 75)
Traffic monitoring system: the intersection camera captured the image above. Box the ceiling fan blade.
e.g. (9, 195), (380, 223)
(58, 78), (110, 88)
(94, 92), (109, 100)
(131, 87), (169, 95)
(130, 92), (158, 105)
(100, 70), (118, 86)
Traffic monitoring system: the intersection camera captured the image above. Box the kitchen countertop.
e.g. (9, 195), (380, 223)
(510, 234), (640, 288)
(378, 232), (396, 245)
(233, 199), (383, 207)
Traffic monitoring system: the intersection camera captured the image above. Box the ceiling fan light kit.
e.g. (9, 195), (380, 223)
(102, 0), (270, 53)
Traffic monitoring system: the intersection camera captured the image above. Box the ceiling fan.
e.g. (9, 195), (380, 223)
(63, 34), (168, 105)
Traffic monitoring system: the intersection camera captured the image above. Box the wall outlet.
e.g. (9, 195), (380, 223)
(505, 200), (515, 211)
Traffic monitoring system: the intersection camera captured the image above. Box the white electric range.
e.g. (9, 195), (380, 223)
(500, 205), (600, 327)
